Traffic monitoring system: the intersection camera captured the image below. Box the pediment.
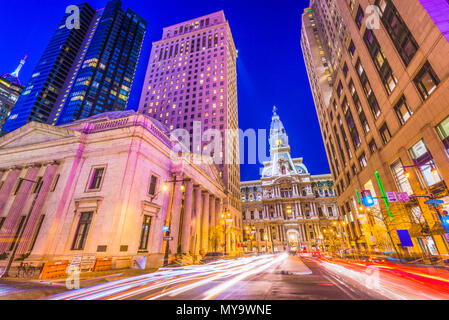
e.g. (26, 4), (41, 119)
(0, 122), (80, 150)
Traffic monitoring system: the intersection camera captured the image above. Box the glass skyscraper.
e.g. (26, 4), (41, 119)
(3, 0), (146, 132)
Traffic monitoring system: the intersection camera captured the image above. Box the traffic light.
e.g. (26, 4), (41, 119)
(361, 190), (375, 207)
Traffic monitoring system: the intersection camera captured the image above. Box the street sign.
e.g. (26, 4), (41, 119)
(397, 230), (414, 247)
(163, 237), (173, 241)
(397, 192), (411, 202)
(386, 192), (398, 203)
(424, 199), (445, 204)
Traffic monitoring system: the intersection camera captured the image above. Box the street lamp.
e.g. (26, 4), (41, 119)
(1, 177), (43, 278)
(220, 209), (233, 256)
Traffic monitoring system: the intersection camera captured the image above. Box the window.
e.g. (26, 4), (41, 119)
(139, 215), (152, 250)
(379, 123), (392, 145)
(72, 212), (93, 250)
(343, 63), (349, 77)
(51, 174), (60, 192)
(414, 62), (440, 100)
(409, 140), (442, 187)
(355, 6), (364, 29)
(394, 96), (412, 125)
(355, 58), (381, 118)
(359, 153), (368, 169)
(149, 175), (158, 196)
(13, 178), (23, 196)
(363, 29), (397, 95)
(348, 41), (356, 57)
(32, 177), (43, 194)
(369, 139), (378, 154)
(88, 167), (105, 191)
(337, 81), (343, 97)
(376, 0), (418, 66)
(436, 116), (449, 154)
(0, 217), (5, 231)
(29, 215), (45, 252)
(390, 159), (413, 195)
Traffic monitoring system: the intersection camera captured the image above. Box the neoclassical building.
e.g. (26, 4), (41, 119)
(0, 111), (238, 272)
(241, 108), (340, 253)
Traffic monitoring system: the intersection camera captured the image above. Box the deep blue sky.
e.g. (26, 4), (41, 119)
(0, 0), (330, 181)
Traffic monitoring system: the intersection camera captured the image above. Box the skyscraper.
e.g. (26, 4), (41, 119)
(3, 0), (146, 132)
(138, 11), (242, 236)
(3, 3), (96, 132)
(301, 0), (449, 258)
(55, 1), (146, 125)
(0, 56), (26, 133)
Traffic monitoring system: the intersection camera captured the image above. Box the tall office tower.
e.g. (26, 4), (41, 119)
(0, 57), (26, 133)
(2, 3), (96, 132)
(3, 0), (146, 132)
(138, 11), (242, 238)
(55, 1), (146, 125)
(301, 0), (449, 259)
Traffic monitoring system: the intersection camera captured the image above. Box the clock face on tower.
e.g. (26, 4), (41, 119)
(275, 138), (283, 146)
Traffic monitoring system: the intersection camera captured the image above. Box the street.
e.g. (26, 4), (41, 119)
(1, 254), (449, 300)
(46, 254), (383, 300)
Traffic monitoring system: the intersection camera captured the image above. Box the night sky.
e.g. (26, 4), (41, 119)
(0, 0), (330, 181)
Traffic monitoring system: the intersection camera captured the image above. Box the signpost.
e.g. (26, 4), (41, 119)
(386, 192), (399, 203)
(397, 192), (411, 202)
(163, 237), (174, 241)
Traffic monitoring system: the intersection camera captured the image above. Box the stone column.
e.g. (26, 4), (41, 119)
(201, 191), (210, 253)
(17, 163), (59, 255)
(169, 177), (184, 255)
(191, 185), (203, 257)
(215, 198), (221, 226)
(0, 165), (40, 253)
(209, 195), (216, 227)
(180, 180), (194, 254)
(0, 167), (22, 216)
(209, 194), (216, 251)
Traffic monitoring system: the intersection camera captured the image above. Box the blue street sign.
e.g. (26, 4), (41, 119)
(424, 199), (444, 205)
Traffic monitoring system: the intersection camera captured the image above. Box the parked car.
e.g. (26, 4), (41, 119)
(200, 252), (224, 264)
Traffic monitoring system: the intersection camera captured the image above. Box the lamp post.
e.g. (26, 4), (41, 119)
(220, 209), (232, 257)
(161, 176), (190, 267)
(1, 178), (42, 278)
(244, 225), (256, 253)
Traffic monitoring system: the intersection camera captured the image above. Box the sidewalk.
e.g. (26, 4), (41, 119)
(1, 267), (159, 298)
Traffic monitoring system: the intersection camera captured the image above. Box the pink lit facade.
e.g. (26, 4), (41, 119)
(0, 111), (227, 270)
(138, 11), (242, 242)
(419, 0), (449, 42)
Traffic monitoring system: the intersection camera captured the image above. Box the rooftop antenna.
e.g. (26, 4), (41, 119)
(10, 55), (27, 78)
(3, 55), (27, 86)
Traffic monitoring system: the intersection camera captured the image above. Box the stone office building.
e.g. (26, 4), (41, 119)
(301, 0), (449, 259)
(0, 111), (227, 271)
(241, 108), (340, 254)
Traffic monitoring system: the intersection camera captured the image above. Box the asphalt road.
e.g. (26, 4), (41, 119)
(48, 254), (382, 300)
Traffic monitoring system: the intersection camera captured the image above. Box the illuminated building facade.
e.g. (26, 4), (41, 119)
(0, 111), (225, 270)
(0, 76), (23, 134)
(301, 0), (449, 260)
(3, 0), (146, 132)
(138, 11), (242, 252)
(241, 108), (340, 254)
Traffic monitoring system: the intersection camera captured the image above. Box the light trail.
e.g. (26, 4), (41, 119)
(49, 254), (281, 300)
(311, 257), (449, 300)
